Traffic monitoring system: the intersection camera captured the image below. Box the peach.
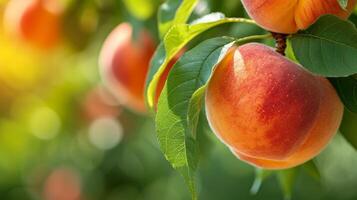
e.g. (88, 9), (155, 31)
(99, 23), (156, 113)
(241, 0), (357, 33)
(4, 0), (63, 49)
(99, 23), (182, 113)
(205, 43), (343, 169)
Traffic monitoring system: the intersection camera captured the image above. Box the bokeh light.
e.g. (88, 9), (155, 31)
(88, 117), (123, 150)
(29, 106), (61, 140)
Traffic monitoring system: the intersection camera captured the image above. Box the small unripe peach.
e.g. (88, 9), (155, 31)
(205, 43), (343, 169)
(241, 0), (357, 33)
(4, 0), (63, 48)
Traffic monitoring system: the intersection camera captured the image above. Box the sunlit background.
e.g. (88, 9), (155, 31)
(0, 0), (357, 200)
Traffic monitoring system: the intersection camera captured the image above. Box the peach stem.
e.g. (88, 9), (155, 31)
(271, 32), (289, 56)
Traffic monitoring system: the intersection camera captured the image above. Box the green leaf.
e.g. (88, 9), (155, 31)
(187, 85), (206, 139)
(330, 76), (357, 112)
(350, 12), (357, 27)
(337, 0), (348, 9)
(146, 14), (255, 108)
(146, 43), (166, 100)
(156, 37), (235, 199)
(301, 160), (321, 181)
(195, 110), (214, 160)
(277, 168), (298, 200)
(158, 0), (199, 37)
(250, 168), (273, 195)
(290, 15), (357, 77)
(339, 108), (357, 150)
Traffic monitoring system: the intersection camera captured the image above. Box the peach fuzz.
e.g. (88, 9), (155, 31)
(205, 43), (343, 169)
(241, 0), (357, 33)
(4, 0), (63, 49)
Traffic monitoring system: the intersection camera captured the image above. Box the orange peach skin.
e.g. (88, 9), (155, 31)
(241, 0), (357, 33)
(205, 43), (343, 169)
(4, 0), (62, 49)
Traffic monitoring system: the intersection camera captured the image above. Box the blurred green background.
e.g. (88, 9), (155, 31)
(0, 0), (356, 200)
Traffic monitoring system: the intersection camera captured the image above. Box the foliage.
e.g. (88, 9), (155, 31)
(0, 0), (357, 200)
(147, 0), (357, 199)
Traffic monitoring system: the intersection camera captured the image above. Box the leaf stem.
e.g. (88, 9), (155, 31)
(225, 18), (257, 25)
(234, 33), (273, 45)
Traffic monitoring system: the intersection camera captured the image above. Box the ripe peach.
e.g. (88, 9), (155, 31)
(99, 23), (182, 113)
(205, 43), (343, 169)
(241, 0), (357, 33)
(4, 0), (63, 49)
